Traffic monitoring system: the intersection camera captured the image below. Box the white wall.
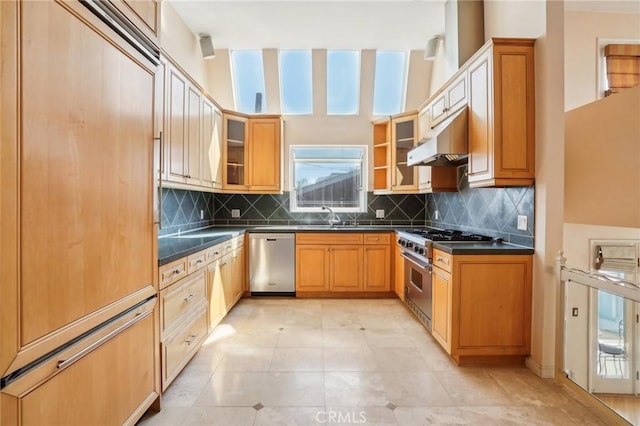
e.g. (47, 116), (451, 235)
(484, 0), (563, 379)
(564, 10), (640, 111)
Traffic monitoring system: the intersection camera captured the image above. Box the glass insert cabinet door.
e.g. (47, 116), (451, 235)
(225, 116), (246, 186)
(392, 116), (416, 189)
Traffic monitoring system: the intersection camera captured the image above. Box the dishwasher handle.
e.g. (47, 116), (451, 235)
(249, 233), (295, 240)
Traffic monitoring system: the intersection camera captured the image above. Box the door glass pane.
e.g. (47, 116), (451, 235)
(226, 119), (245, 185)
(596, 290), (628, 379)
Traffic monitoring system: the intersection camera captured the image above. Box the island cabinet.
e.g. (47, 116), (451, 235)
(466, 38), (535, 188)
(222, 113), (283, 193)
(431, 249), (533, 365)
(295, 233), (393, 296)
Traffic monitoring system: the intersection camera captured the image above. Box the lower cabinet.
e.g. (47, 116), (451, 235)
(431, 249), (533, 365)
(295, 233), (391, 295)
(1, 302), (159, 426)
(394, 241), (405, 301)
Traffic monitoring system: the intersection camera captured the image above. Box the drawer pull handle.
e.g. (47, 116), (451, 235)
(185, 334), (197, 345)
(184, 294), (194, 303)
(194, 259), (203, 265)
(173, 268), (182, 275)
(437, 257), (447, 263)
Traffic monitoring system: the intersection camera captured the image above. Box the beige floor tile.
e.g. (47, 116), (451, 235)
(324, 346), (378, 372)
(322, 328), (368, 347)
(325, 372), (389, 406)
(261, 372), (326, 406)
(270, 347), (324, 372)
(321, 312), (363, 329)
(137, 407), (190, 426)
(254, 406), (325, 425)
(277, 328), (324, 347)
(364, 328), (415, 348)
(371, 347), (431, 372)
(325, 406), (399, 426)
(380, 372), (455, 407)
(195, 371), (267, 406)
(215, 346), (275, 372)
(434, 368), (513, 406)
(486, 367), (579, 407)
(182, 406), (256, 426)
(160, 365), (214, 407)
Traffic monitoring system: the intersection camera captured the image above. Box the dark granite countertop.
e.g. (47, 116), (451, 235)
(158, 228), (246, 266)
(248, 225), (399, 233)
(433, 241), (534, 255)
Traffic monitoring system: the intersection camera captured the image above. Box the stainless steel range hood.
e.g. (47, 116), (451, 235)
(407, 107), (468, 167)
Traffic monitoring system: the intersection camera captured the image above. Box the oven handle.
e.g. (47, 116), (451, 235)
(401, 252), (432, 271)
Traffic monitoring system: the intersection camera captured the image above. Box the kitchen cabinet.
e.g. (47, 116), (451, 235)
(394, 241), (405, 301)
(466, 38), (535, 188)
(391, 112), (419, 192)
(296, 233), (392, 295)
(1, 2), (159, 422)
(372, 118), (392, 192)
(201, 101), (223, 189)
(363, 234), (392, 292)
(111, 0), (161, 48)
(222, 113), (283, 193)
(430, 248), (533, 365)
(428, 74), (467, 127)
(164, 59), (189, 183)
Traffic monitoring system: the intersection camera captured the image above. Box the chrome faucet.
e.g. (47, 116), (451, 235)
(321, 205), (341, 227)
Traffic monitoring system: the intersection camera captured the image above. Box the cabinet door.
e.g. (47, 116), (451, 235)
(446, 74), (467, 117)
(249, 118), (281, 191)
(391, 115), (418, 191)
(432, 267), (452, 353)
(18, 313), (157, 426)
(201, 101), (222, 189)
(185, 86), (201, 185)
(166, 64), (188, 183)
(467, 50), (493, 183)
(111, 0), (160, 47)
(296, 245), (330, 292)
(364, 245), (391, 292)
(2, 0), (157, 372)
(231, 247), (245, 303)
(223, 114), (249, 190)
(220, 253), (235, 312)
(330, 245), (364, 292)
(429, 93), (448, 127)
(394, 243), (405, 301)
(207, 260), (226, 331)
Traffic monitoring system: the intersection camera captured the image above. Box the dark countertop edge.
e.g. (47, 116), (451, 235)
(158, 230), (246, 266)
(433, 241), (534, 255)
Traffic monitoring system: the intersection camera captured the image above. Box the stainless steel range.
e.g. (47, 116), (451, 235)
(397, 229), (494, 330)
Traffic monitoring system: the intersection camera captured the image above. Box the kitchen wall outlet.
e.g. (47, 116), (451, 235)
(231, 209), (240, 218)
(517, 215), (528, 231)
(376, 209), (385, 219)
(572, 307), (579, 317)
(200, 210), (204, 220)
(434, 210), (439, 220)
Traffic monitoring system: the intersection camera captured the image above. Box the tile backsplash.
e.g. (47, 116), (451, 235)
(160, 188), (215, 237)
(212, 192), (427, 228)
(425, 165), (534, 247)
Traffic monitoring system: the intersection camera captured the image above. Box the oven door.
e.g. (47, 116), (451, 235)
(402, 251), (433, 327)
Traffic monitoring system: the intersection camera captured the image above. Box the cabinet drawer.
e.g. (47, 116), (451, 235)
(162, 305), (208, 390)
(433, 249), (452, 273)
(160, 270), (207, 336)
(220, 236), (243, 255)
(205, 243), (223, 262)
(159, 258), (188, 289)
(296, 233), (364, 245)
(363, 233), (391, 245)
(187, 251), (207, 274)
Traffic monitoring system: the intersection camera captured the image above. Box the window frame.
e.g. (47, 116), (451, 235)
(289, 145), (368, 213)
(279, 49), (314, 115)
(326, 50), (361, 115)
(596, 38), (640, 100)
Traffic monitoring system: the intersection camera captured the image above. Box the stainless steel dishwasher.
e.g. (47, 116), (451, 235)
(249, 233), (296, 296)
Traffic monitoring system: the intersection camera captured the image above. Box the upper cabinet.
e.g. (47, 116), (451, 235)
(109, 0), (160, 48)
(222, 113), (283, 193)
(428, 73), (467, 128)
(391, 113), (418, 192)
(372, 118), (391, 192)
(201, 100), (223, 190)
(466, 38), (535, 188)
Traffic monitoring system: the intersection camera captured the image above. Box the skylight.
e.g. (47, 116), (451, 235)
(327, 50), (360, 115)
(373, 51), (408, 116)
(279, 50), (313, 115)
(230, 50), (266, 114)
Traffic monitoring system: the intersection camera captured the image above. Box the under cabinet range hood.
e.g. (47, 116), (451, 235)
(407, 107), (468, 167)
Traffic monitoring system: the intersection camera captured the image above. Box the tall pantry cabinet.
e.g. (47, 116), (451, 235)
(1, 1), (161, 424)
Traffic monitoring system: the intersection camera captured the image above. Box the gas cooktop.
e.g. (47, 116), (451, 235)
(404, 229), (494, 242)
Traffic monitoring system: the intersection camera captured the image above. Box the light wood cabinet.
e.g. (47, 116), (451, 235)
(186, 86), (202, 185)
(222, 113), (283, 193)
(431, 267), (452, 353)
(372, 118), (392, 192)
(201, 102), (223, 189)
(165, 60), (188, 183)
(296, 233), (392, 295)
(466, 39), (535, 188)
(159, 269), (207, 339)
(111, 0), (160, 48)
(1, 1), (158, 403)
(430, 249), (533, 365)
(391, 113), (419, 192)
(429, 74), (467, 127)
(417, 165), (458, 193)
(394, 241), (405, 301)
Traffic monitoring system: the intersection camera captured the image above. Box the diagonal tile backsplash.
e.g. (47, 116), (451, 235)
(213, 192), (427, 228)
(425, 165), (534, 247)
(159, 188), (215, 236)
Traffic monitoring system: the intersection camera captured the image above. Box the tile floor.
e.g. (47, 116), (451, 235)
(139, 298), (609, 426)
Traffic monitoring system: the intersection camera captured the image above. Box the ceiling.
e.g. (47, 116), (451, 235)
(168, 0), (640, 51)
